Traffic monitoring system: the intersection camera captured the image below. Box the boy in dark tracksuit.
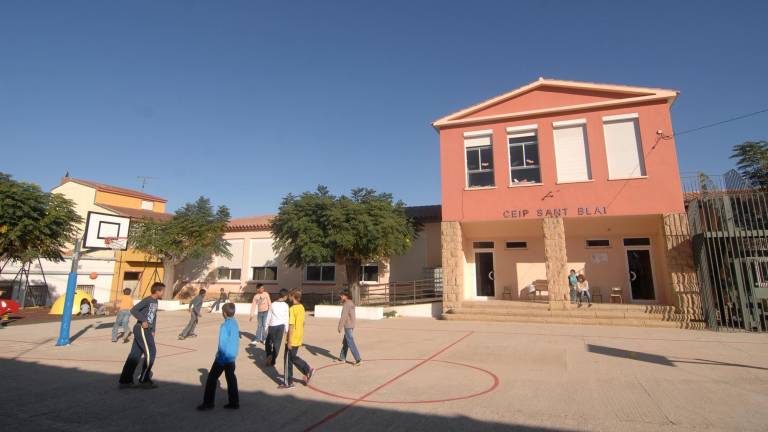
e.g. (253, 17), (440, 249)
(119, 282), (165, 389)
(197, 302), (240, 410)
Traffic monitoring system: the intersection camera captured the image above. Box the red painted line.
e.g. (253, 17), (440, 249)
(307, 358), (499, 404)
(303, 331), (474, 432)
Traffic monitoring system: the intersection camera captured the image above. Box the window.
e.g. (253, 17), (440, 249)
(553, 121), (591, 182)
(586, 239), (611, 248)
(473, 241), (494, 249)
(215, 239), (243, 281)
(140, 200), (154, 210)
(505, 241), (528, 249)
(360, 263), (379, 282)
(305, 264), (336, 282)
(217, 267), (242, 280)
(508, 131), (541, 185)
(465, 132), (495, 188)
(623, 237), (651, 246)
(252, 266), (278, 281)
(603, 114), (646, 179)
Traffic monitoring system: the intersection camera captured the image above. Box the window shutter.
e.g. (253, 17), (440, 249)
(464, 135), (491, 148)
(216, 239), (243, 269)
(603, 118), (646, 179)
(250, 238), (277, 267)
(553, 125), (590, 182)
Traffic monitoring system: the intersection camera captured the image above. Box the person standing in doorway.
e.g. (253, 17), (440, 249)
(197, 302), (240, 411)
(179, 289), (205, 340)
(118, 282), (164, 389)
(280, 289), (314, 389)
(336, 290), (362, 366)
(111, 288), (133, 343)
(209, 288), (227, 313)
(250, 284), (271, 344)
(568, 269), (579, 304)
(577, 274), (592, 307)
(262, 289), (289, 366)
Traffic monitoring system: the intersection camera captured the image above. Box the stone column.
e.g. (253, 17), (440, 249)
(663, 213), (702, 319)
(542, 217), (570, 310)
(441, 221), (465, 312)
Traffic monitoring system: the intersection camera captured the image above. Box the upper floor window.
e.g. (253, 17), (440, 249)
(553, 120), (591, 183)
(250, 238), (278, 282)
(603, 114), (646, 179)
(141, 200), (154, 210)
(252, 266), (277, 281)
(215, 239), (243, 281)
(305, 264), (336, 282)
(508, 128), (541, 185)
(464, 130), (495, 188)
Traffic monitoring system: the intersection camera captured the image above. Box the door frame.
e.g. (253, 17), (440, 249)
(472, 244), (497, 300)
(623, 243), (658, 303)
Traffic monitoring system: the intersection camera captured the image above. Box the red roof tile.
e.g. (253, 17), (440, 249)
(61, 177), (167, 203)
(97, 204), (173, 221)
(228, 215), (274, 232)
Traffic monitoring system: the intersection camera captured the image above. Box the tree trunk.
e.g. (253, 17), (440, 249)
(162, 260), (177, 299)
(344, 258), (362, 305)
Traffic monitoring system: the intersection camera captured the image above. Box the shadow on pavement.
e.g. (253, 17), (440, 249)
(0, 358), (565, 431)
(304, 344), (337, 361)
(587, 344), (768, 370)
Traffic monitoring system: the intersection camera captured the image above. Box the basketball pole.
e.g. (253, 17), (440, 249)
(56, 239), (82, 346)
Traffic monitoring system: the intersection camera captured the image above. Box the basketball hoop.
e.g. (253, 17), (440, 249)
(104, 237), (128, 250)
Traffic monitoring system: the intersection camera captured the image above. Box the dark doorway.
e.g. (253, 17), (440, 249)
(626, 249), (655, 300)
(474, 252), (495, 297)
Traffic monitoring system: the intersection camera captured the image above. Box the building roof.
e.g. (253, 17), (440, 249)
(432, 78), (679, 129)
(226, 205), (442, 232)
(60, 177), (167, 203)
(228, 215), (274, 232)
(97, 203), (173, 221)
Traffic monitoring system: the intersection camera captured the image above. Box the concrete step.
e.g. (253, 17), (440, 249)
(458, 300), (675, 314)
(449, 307), (679, 321)
(442, 312), (706, 329)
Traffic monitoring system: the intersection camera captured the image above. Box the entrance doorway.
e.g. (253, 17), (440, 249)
(474, 252), (495, 297)
(625, 248), (655, 301)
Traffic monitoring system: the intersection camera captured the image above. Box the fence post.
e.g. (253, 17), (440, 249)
(413, 280), (417, 304)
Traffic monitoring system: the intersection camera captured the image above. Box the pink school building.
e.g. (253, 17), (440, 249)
(434, 79), (700, 317)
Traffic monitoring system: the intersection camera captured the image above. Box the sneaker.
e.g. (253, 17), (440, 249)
(354, 360), (362, 366)
(334, 357), (343, 362)
(137, 380), (158, 390)
(118, 382), (133, 390)
(196, 404), (214, 411)
(188, 334), (198, 338)
(223, 403), (239, 409)
(278, 383), (296, 390)
(304, 368), (315, 385)
(178, 336), (185, 340)
(111, 339), (117, 343)
(249, 340), (259, 345)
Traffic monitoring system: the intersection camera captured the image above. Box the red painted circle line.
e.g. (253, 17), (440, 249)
(307, 358), (500, 404)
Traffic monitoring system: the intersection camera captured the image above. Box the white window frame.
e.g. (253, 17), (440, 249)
(507, 128), (542, 186)
(217, 267), (242, 281)
(360, 262), (379, 284)
(464, 130), (495, 189)
(552, 119), (592, 184)
(251, 266), (278, 282)
(140, 200), (154, 210)
(304, 263), (336, 283)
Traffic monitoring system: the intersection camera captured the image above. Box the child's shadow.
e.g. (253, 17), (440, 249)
(304, 344), (337, 361)
(197, 367), (222, 391)
(239, 331), (255, 341)
(245, 345), (283, 385)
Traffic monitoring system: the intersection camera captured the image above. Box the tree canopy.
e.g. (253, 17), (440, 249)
(271, 186), (419, 301)
(0, 172), (82, 265)
(731, 141), (768, 188)
(129, 196), (231, 297)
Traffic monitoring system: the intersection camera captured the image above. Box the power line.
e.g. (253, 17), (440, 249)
(672, 107), (768, 137)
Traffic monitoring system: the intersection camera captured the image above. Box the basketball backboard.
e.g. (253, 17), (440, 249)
(83, 211), (131, 250)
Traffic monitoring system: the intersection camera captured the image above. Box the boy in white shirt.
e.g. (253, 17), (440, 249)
(264, 289), (289, 367)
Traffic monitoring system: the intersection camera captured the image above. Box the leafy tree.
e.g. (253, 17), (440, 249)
(129, 197), (231, 299)
(271, 186), (419, 302)
(0, 172), (82, 269)
(731, 141), (768, 188)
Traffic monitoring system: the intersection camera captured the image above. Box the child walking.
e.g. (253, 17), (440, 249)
(264, 289), (289, 366)
(249, 283), (271, 344)
(280, 289), (314, 389)
(197, 302), (240, 410)
(179, 288), (206, 340)
(118, 282), (164, 389)
(111, 288), (133, 342)
(337, 290), (362, 365)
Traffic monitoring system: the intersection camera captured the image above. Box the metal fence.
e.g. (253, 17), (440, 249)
(683, 171), (768, 331)
(359, 277), (444, 306)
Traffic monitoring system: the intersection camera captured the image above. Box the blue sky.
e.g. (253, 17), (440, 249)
(1, 0), (766, 216)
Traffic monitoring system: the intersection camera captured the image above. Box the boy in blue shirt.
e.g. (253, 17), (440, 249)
(197, 302), (240, 410)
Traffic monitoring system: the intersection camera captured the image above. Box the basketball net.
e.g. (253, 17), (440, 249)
(104, 237), (127, 250)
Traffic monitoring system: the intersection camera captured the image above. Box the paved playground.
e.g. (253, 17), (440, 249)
(2, 310), (768, 431)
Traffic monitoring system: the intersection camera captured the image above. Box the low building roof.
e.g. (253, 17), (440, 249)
(97, 203), (173, 221)
(60, 177), (167, 203)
